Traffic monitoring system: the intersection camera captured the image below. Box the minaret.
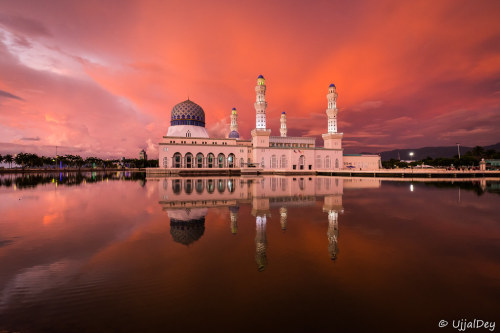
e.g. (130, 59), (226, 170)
(326, 83), (338, 133)
(230, 108), (238, 132)
(255, 75), (267, 129)
(251, 75), (271, 149)
(322, 83), (343, 150)
(280, 112), (287, 137)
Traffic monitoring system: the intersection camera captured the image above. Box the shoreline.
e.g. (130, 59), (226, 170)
(0, 168), (145, 174)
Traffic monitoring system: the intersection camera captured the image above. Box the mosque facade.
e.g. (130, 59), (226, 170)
(157, 75), (380, 172)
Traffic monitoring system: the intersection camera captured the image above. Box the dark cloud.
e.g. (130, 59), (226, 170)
(0, 13), (51, 36)
(20, 137), (40, 141)
(0, 90), (24, 101)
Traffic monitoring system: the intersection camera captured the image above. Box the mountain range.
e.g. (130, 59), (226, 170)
(376, 142), (500, 161)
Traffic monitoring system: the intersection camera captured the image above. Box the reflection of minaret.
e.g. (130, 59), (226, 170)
(229, 205), (239, 235)
(323, 194), (343, 261)
(327, 210), (339, 261)
(280, 207), (287, 230)
(255, 215), (267, 271)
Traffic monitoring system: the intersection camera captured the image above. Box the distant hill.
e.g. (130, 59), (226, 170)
(379, 142), (500, 161)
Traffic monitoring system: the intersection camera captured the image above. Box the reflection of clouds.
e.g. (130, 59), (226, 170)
(42, 212), (60, 225)
(0, 260), (80, 311)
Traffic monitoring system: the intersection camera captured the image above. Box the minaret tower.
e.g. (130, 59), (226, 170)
(230, 108), (238, 132)
(280, 112), (287, 137)
(255, 75), (267, 129)
(251, 75), (271, 149)
(322, 83), (343, 150)
(327, 83), (338, 133)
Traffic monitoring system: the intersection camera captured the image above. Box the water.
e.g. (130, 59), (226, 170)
(0, 172), (498, 332)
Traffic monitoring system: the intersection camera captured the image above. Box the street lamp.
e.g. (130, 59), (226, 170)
(409, 152), (414, 161)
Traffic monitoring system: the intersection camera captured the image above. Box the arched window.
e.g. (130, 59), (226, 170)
(186, 130), (191, 138)
(173, 153), (182, 168)
(261, 157), (265, 168)
(325, 155), (331, 169)
(271, 155), (277, 168)
(280, 155), (287, 169)
(185, 153), (193, 168)
(163, 157), (168, 168)
(218, 153), (225, 168)
(196, 153), (204, 168)
(207, 153), (214, 168)
(299, 155), (305, 170)
(316, 155), (322, 169)
(228, 153), (235, 168)
(335, 158), (339, 169)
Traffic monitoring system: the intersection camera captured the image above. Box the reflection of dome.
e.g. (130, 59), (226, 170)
(168, 208), (207, 245)
(170, 218), (205, 246)
(228, 130), (240, 139)
(229, 205), (239, 214)
(170, 100), (205, 127)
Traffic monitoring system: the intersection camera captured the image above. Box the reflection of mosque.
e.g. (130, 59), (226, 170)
(153, 176), (381, 270)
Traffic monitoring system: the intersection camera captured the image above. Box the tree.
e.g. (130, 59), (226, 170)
(0, 154), (3, 165)
(4, 154), (13, 168)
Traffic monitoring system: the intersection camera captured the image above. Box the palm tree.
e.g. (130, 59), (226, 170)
(4, 154), (13, 168)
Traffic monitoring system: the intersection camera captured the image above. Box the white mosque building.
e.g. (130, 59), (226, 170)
(155, 75), (380, 172)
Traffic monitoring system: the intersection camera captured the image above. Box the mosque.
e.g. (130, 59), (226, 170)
(156, 75), (380, 172)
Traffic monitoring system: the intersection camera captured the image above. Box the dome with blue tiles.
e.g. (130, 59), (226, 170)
(228, 130), (240, 139)
(329, 83), (336, 88)
(170, 99), (205, 127)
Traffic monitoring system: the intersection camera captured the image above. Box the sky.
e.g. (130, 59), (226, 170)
(0, 0), (499, 158)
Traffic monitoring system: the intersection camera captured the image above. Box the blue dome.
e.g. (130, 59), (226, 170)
(329, 83), (336, 88)
(232, 107), (236, 110)
(258, 75), (264, 79)
(170, 99), (205, 127)
(281, 111), (286, 114)
(228, 130), (240, 139)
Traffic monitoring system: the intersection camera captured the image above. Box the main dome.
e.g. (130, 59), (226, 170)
(171, 99), (205, 127)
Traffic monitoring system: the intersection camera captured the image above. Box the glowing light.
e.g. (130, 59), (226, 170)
(410, 184), (414, 192)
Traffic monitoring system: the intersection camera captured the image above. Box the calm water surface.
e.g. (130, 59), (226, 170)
(0, 173), (499, 332)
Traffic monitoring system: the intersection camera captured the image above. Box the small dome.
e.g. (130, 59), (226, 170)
(170, 99), (205, 127)
(329, 83), (336, 88)
(281, 111), (286, 114)
(232, 107), (237, 110)
(228, 130), (240, 139)
(257, 75), (266, 85)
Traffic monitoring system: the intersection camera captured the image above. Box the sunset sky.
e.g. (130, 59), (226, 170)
(0, 0), (499, 158)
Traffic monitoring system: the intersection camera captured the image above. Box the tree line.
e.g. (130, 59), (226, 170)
(0, 153), (158, 169)
(382, 146), (500, 169)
